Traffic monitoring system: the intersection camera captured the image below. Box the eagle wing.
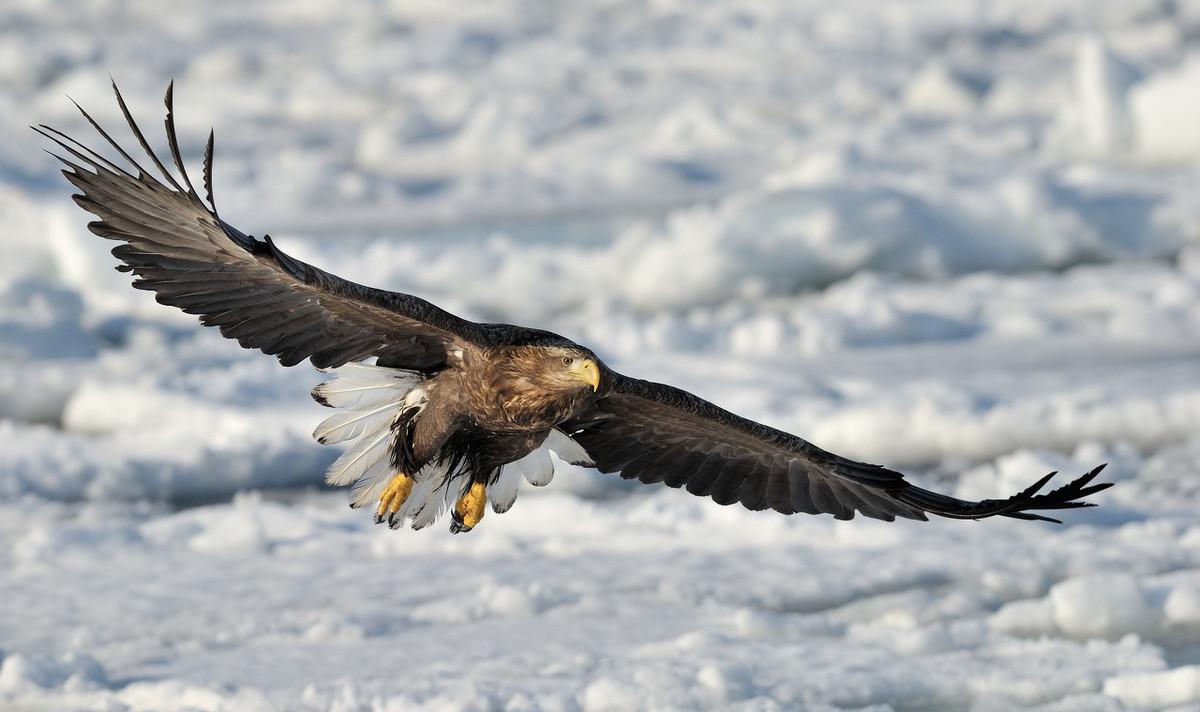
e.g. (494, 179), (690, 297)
(36, 82), (488, 370)
(562, 372), (1111, 522)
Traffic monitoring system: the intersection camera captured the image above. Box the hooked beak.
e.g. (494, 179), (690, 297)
(569, 358), (601, 392)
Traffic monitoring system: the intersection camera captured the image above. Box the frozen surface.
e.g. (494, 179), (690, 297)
(2, 0), (1200, 710)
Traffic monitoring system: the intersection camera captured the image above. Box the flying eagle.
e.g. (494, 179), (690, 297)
(36, 83), (1111, 533)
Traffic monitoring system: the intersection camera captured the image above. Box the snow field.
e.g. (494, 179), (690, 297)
(2, 0), (1200, 709)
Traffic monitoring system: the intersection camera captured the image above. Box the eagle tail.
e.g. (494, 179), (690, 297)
(314, 363), (472, 530)
(315, 363), (424, 490)
(310, 362), (422, 411)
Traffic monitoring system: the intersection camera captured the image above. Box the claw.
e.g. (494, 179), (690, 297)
(450, 480), (487, 534)
(375, 473), (413, 523)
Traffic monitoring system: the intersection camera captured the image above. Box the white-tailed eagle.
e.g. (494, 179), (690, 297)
(36, 83), (1111, 533)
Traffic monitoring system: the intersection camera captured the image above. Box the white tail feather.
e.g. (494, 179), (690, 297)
(315, 364), (426, 495)
(515, 447), (555, 487)
(312, 364), (420, 410)
(349, 459), (392, 509)
(324, 427), (393, 486)
(489, 465), (522, 513)
(313, 400), (401, 445)
(315, 382), (406, 411)
(408, 473), (453, 530)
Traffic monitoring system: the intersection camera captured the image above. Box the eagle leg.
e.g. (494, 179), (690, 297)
(449, 480), (487, 534)
(375, 472), (414, 523)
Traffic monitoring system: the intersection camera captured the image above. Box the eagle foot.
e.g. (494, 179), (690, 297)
(375, 473), (414, 524)
(450, 480), (487, 534)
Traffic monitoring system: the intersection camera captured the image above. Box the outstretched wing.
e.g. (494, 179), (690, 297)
(562, 372), (1111, 523)
(36, 81), (489, 370)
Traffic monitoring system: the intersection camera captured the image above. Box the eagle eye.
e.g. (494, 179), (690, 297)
(562, 356), (575, 366)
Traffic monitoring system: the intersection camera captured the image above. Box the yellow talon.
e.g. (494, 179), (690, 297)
(451, 480), (487, 533)
(377, 472), (413, 520)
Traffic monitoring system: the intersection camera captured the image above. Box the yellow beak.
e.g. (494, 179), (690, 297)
(569, 358), (601, 392)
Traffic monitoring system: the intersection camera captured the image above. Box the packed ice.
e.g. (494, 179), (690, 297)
(2, 0), (1200, 710)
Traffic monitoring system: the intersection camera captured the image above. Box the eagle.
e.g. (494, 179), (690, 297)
(36, 82), (1111, 534)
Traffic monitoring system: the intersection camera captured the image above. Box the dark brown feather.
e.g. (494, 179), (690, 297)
(562, 372), (1111, 523)
(40, 81), (492, 371)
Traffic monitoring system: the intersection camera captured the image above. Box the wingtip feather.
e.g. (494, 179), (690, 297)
(110, 77), (187, 193)
(162, 79), (202, 202)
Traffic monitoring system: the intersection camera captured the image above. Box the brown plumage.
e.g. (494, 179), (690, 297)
(37, 82), (1114, 533)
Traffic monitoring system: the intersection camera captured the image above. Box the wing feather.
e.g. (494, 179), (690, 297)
(736, 460), (771, 511)
(38, 82), (491, 371)
(562, 372), (1112, 523)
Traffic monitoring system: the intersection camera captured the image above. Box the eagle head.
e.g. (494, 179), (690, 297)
(541, 346), (601, 393)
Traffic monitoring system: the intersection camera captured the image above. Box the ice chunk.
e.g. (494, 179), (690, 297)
(1130, 57), (1200, 161)
(1050, 574), (1159, 638)
(1072, 38), (1142, 154)
(1104, 666), (1200, 708)
(904, 63), (985, 115)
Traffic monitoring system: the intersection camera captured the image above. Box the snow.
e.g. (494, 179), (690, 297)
(1050, 574), (1159, 639)
(1129, 57), (1200, 162)
(2, 0), (1200, 709)
(1104, 666), (1200, 709)
(1066, 38), (1142, 156)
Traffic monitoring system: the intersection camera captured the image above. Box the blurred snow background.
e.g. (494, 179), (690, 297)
(2, 0), (1200, 710)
